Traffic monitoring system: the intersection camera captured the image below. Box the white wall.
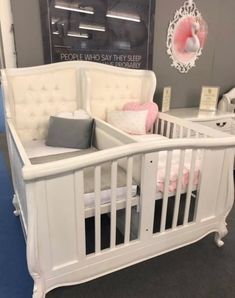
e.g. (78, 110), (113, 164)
(0, 0), (16, 68)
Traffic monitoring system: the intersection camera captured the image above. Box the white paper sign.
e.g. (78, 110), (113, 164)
(162, 87), (171, 112)
(199, 86), (220, 111)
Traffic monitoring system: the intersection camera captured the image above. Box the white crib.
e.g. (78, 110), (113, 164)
(1, 61), (235, 298)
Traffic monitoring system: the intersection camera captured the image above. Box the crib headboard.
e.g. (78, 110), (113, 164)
(1, 62), (80, 141)
(82, 64), (156, 120)
(1, 61), (156, 141)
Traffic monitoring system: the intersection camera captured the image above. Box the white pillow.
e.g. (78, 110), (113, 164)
(74, 109), (90, 119)
(57, 111), (74, 119)
(57, 109), (90, 119)
(107, 110), (148, 135)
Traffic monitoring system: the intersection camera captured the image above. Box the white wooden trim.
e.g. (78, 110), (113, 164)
(160, 151), (173, 232)
(74, 171), (86, 260)
(94, 166), (101, 253)
(124, 157), (133, 244)
(110, 161), (118, 248)
(22, 136), (235, 181)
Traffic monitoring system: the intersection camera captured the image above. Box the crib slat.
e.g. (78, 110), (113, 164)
(124, 157), (133, 244)
(172, 124), (177, 138)
(186, 128), (191, 138)
(172, 150), (186, 229)
(166, 122), (171, 138)
(139, 153), (159, 240)
(160, 120), (164, 136)
(94, 166), (101, 253)
(183, 150), (197, 225)
(160, 151), (173, 233)
(110, 161), (117, 248)
(179, 126), (183, 138)
(155, 119), (159, 134)
(75, 170), (86, 259)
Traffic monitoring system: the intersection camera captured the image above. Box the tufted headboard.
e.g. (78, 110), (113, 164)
(82, 63), (156, 120)
(1, 61), (156, 142)
(1, 62), (80, 141)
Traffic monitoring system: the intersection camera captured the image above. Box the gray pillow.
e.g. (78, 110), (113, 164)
(45, 116), (94, 149)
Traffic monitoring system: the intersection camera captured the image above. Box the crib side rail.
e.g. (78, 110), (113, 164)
(93, 117), (137, 150)
(156, 112), (230, 139)
(22, 136), (235, 180)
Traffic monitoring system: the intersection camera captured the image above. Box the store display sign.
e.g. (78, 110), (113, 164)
(161, 86), (171, 112)
(199, 86), (220, 111)
(39, 0), (155, 69)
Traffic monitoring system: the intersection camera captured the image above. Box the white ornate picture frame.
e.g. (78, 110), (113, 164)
(166, 0), (208, 73)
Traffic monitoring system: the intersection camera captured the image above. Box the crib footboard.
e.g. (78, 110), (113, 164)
(20, 135), (235, 298)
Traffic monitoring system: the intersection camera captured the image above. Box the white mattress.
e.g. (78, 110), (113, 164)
(84, 186), (138, 209)
(132, 134), (202, 193)
(23, 139), (81, 158)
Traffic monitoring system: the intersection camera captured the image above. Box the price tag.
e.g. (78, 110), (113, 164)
(199, 86), (220, 111)
(162, 87), (171, 112)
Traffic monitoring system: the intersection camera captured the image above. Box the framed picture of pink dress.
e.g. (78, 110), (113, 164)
(167, 0), (208, 73)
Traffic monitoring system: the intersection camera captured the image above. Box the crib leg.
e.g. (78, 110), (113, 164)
(32, 278), (45, 298)
(12, 194), (20, 216)
(214, 223), (228, 248)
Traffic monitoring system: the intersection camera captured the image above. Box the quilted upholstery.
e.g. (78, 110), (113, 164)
(2, 62), (156, 142)
(8, 68), (78, 141)
(83, 69), (155, 120)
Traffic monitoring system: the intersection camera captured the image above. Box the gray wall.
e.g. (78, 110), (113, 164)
(11, 0), (44, 67)
(11, 0), (235, 108)
(153, 0), (235, 108)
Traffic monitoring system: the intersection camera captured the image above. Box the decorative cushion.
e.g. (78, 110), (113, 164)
(57, 109), (90, 119)
(107, 110), (148, 135)
(123, 102), (158, 132)
(46, 116), (94, 149)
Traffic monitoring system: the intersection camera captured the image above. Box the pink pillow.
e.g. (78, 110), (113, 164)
(123, 102), (159, 132)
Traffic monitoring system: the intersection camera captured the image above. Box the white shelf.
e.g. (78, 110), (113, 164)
(166, 108), (235, 122)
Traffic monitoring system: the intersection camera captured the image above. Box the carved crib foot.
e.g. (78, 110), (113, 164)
(214, 224), (228, 248)
(12, 194), (20, 216)
(13, 210), (20, 216)
(33, 281), (45, 298)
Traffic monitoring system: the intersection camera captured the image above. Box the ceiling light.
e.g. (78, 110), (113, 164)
(53, 31), (59, 35)
(106, 11), (141, 23)
(79, 23), (105, 32)
(54, 45), (72, 49)
(51, 18), (59, 25)
(55, 3), (94, 15)
(67, 31), (89, 39)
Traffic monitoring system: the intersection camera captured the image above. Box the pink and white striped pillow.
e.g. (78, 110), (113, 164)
(123, 102), (158, 132)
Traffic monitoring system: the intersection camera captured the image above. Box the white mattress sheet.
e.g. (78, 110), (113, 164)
(23, 140), (81, 158)
(132, 134), (202, 193)
(157, 150), (202, 193)
(84, 186), (138, 209)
